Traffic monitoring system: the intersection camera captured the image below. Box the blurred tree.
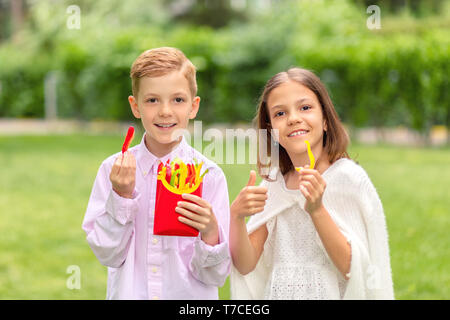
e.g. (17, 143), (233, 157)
(0, 0), (11, 42)
(166, 0), (247, 28)
(353, 0), (447, 16)
(0, 0), (448, 145)
(11, 0), (24, 41)
(0, 0), (30, 42)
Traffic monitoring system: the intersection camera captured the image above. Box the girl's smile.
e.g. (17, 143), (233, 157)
(287, 128), (310, 138)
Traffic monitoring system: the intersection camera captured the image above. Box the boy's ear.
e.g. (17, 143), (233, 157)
(189, 96), (201, 119)
(128, 95), (141, 119)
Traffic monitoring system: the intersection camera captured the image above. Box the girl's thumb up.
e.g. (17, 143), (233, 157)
(247, 170), (256, 187)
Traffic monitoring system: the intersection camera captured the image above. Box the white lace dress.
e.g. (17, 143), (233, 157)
(231, 159), (394, 300)
(262, 189), (347, 299)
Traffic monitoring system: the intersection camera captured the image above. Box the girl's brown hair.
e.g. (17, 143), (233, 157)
(255, 67), (350, 180)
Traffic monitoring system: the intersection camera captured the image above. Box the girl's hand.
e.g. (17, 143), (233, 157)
(109, 151), (136, 199)
(297, 167), (327, 215)
(176, 194), (219, 246)
(230, 170), (268, 220)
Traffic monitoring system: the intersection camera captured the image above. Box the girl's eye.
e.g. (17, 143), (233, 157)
(301, 105), (311, 111)
(274, 111), (285, 117)
(174, 97), (185, 103)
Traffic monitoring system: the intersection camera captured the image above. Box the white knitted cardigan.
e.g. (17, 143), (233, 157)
(230, 158), (395, 300)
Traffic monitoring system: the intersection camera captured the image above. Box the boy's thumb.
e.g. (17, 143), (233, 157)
(246, 170), (256, 187)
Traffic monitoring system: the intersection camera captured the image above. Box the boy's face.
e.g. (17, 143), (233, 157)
(128, 71), (199, 155)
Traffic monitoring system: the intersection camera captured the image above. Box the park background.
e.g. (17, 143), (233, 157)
(0, 0), (449, 299)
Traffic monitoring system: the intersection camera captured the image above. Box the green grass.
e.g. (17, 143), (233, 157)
(0, 134), (449, 299)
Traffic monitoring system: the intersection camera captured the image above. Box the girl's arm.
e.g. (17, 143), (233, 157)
(310, 206), (351, 279)
(229, 170), (269, 275)
(230, 216), (267, 275)
(299, 168), (351, 279)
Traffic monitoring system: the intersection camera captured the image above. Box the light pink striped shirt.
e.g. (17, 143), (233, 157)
(82, 134), (231, 299)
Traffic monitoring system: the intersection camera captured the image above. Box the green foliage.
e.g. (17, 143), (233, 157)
(0, 0), (449, 135)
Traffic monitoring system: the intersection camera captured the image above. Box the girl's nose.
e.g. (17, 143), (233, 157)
(287, 112), (303, 126)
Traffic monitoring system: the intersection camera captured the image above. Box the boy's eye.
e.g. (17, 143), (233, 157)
(147, 98), (158, 103)
(174, 97), (185, 103)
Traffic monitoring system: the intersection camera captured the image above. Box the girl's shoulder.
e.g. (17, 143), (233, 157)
(323, 158), (372, 190)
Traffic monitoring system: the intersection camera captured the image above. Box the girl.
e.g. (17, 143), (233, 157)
(229, 67), (394, 299)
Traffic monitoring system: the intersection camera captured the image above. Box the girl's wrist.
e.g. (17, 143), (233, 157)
(231, 212), (246, 223)
(230, 205), (245, 222)
(309, 204), (326, 220)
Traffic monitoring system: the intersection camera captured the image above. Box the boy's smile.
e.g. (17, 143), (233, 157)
(128, 71), (200, 157)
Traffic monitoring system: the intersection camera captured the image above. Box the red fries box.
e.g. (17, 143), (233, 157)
(153, 158), (209, 237)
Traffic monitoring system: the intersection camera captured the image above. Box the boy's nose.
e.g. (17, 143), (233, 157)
(158, 103), (173, 117)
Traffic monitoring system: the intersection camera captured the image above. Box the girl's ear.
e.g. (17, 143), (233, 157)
(129, 95), (141, 119)
(323, 120), (328, 132)
(189, 96), (201, 119)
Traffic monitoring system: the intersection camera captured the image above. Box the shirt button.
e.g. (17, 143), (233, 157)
(152, 296), (159, 300)
(152, 267), (158, 273)
(152, 238), (158, 245)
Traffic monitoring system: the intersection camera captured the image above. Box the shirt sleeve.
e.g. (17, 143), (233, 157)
(188, 166), (231, 287)
(82, 159), (140, 268)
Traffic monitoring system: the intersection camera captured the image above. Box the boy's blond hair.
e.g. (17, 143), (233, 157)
(130, 47), (197, 98)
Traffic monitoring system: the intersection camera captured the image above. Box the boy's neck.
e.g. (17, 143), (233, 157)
(144, 133), (183, 158)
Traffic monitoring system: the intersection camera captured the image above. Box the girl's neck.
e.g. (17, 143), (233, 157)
(287, 144), (331, 175)
(283, 153), (331, 190)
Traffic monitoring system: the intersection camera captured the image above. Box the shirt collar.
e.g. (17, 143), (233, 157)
(136, 133), (190, 177)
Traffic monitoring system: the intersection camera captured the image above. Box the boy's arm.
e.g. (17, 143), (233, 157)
(188, 167), (231, 287)
(82, 160), (140, 268)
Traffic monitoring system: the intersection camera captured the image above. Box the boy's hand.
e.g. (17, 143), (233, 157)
(230, 170), (268, 220)
(109, 151), (136, 199)
(176, 194), (219, 246)
(297, 167), (327, 216)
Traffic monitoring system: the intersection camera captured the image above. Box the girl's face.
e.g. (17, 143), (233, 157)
(267, 80), (327, 166)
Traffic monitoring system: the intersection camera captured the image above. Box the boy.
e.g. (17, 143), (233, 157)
(82, 47), (231, 299)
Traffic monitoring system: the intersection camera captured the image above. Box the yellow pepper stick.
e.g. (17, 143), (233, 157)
(295, 140), (315, 172)
(195, 162), (203, 185)
(179, 162), (188, 191)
